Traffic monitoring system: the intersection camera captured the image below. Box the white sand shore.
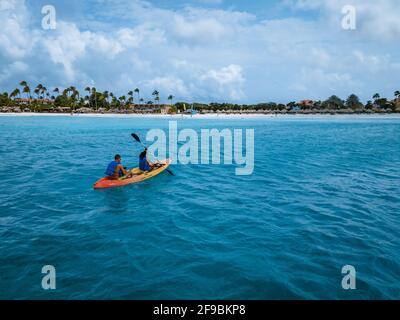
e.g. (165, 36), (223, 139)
(0, 112), (399, 119)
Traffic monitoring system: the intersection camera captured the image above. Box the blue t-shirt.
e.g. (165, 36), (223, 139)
(139, 156), (150, 171)
(105, 160), (120, 176)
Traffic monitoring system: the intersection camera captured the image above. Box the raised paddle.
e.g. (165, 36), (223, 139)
(131, 133), (175, 176)
(131, 133), (146, 148)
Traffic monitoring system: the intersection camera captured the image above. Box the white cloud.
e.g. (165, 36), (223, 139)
(41, 21), (127, 81)
(42, 23), (86, 80)
(0, 0), (37, 59)
(200, 65), (245, 100)
(143, 76), (191, 98)
(172, 15), (230, 43)
(201, 64), (244, 86)
(285, 0), (400, 41)
(117, 26), (166, 49)
(0, 61), (28, 82)
(0, 0), (399, 103)
(292, 68), (357, 96)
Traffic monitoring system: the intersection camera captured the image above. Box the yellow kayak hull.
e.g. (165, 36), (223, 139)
(93, 159), (171, 189)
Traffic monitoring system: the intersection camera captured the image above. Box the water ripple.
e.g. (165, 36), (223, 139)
(0, 116), (399, 299)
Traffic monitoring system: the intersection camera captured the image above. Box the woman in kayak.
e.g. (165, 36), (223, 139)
(139, 148), (157, 171)
(106, 154), (132, 179)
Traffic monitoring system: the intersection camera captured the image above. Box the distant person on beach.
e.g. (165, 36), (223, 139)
(105, 154), (131, 179)
(139, 148), (158, 171)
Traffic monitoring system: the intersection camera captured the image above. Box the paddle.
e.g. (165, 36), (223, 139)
(131, 133), (146, 148)
(131, 133), (175, 176)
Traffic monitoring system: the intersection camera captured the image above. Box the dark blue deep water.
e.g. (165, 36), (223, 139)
(0, 115), (399, 299)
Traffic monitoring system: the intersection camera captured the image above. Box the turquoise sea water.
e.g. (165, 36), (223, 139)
(0, 115), (399, 300)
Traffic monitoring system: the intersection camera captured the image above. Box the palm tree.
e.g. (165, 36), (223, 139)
(10, 88), (20, 100)
(35, 84), (43, 99)
(19, 81), (29, 98)
(53, 88), (59, 100)
(395, 91), (400, 100)
(98, 94), (106, 110)
(127, 96), (134, 107)
(111, 95), (118, 109)
(168, 95), (174, 105)
(373, 93), (380, 101)
(139, 98), (144, 105)
(22, 85), (31, 100)
(152, 90), (159, 105)
(34, 87), (41, 99)
(70, 86), (78, 104)
(128, 90), (133, 98)
(134, 88), (140, 104)
(69, 86), (76, 96)
(18, 81), (29, 107)
(85, 87), (91, 109)
(91, 87), (98, 110)
(128, 90), (134, 107)
(71, 88), (80, 111)
(118, 96), (127, 111)
(20, 81), (28, 100)
(103, 91), (109, 105)
(41, 87), (47, 99)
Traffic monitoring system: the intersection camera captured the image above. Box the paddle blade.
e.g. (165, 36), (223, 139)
(131, 133), (141, 143)
(166, 169), (175, 176)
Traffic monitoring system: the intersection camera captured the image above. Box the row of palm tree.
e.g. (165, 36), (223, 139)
(5, 81), (176, 111)
(172, 92), (400, 113)
(10, 82), (54, 101)
(2, 81), (399, 113)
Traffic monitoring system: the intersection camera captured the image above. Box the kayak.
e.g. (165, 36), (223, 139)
(93, 159), (171, 189)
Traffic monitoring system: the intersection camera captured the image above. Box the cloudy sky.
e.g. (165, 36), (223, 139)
(1, 0), (399, 103)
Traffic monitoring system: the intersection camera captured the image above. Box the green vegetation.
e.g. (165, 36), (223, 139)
(1, 81), (399, 114)
(0, 81), (175, 114)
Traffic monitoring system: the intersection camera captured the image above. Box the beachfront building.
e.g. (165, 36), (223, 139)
(0, 106), (23, 113)
(298, 100), (315, 108)
(75, 107), (94, 113)
(392, 98), (400, 112)
(55, 107), (71, 113)
(14, 98), (55, 105)
(159, 104), (172, 114)
(127, 104), (171, 114)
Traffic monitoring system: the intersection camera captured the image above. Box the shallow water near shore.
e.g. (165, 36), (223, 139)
(0, 116), (399, 299)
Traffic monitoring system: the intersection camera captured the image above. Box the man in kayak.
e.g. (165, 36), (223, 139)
(106, 154), (132, 179)
(139, 148), (158, 171)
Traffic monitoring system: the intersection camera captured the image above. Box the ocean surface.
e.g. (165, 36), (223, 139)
(0, 115), (399, 300)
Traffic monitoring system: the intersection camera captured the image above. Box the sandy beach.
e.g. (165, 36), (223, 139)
(1, 112), (400, 120)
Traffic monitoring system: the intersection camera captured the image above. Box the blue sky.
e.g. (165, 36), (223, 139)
(1, 0), (399, 103)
